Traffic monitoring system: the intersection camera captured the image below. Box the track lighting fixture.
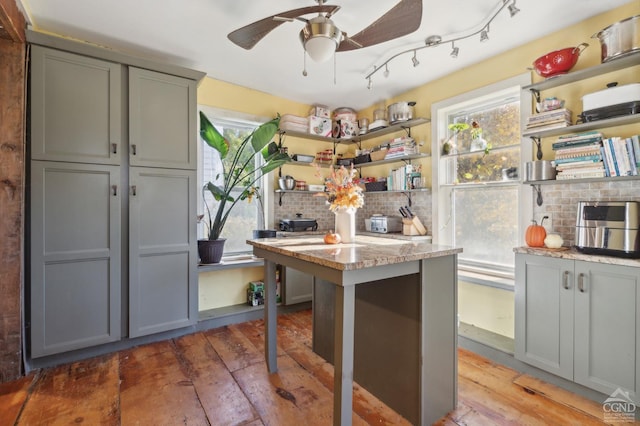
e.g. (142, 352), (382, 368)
(412, 51), (420, 67)
(480, 25), (490, 42)
(365, 0), (521, 85)
(450, 42), (459, 58)
(508, 0), (520, 17)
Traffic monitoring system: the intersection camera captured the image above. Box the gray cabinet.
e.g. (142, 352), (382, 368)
(129, 67), (197, 170)
(28, 41), (200, 358)
(515, 254), (640, 402)
(30, 46), (123, 165)
(128, 167), (198, 337)
(282, 267), (313, 305)
(30, 161), (121, 357)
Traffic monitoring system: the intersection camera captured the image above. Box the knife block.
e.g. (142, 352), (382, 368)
(402, 216), (427, 236)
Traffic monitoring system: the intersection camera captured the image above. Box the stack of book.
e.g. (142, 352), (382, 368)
(385, 136), (417, 159)
(551, 131), (640, 179)
(526, 108), (572, 132)
(552, 131), (606, 180)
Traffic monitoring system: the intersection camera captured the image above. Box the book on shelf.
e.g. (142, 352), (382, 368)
(557, 169), (607, 180)
(551, 132), (603, 150)
(554, 144), (602, 159)
(525, 121), (572, 132)
(528, 108), (572, 120)
(553, 154), (602, 165)
(556, 161), (604, 171)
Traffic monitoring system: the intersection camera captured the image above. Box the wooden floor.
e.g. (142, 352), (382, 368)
(0, 309), (614, 425)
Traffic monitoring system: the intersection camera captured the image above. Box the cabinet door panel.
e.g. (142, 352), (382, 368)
(574, 261), (640, 402)
(284, 267), (313, 305)
(30, 161), (121, 357)
(30, 46), (122, 165)
(129, 67), (196, 169)
(129, 167), (197, 337)
(515, 254), (573, 379)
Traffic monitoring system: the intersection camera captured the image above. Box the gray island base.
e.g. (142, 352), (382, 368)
(249, 235), (461, 425)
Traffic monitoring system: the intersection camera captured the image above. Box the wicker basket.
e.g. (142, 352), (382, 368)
(365, 181), (387, 192)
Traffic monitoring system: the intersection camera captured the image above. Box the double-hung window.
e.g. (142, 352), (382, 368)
(198, 107), (269, 257)
(432, 74), (532, 284)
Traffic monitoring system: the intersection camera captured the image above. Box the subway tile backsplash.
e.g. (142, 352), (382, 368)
(275, 191), (433, 234)
(532, 180), (640, 246)
(276, 179), (640, 246)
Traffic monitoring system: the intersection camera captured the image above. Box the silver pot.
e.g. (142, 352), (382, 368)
(278, 176), (295, 190)
(387, 101), (416, 124)
(592, 15), (640, 63)
(526, 161), (556, 181)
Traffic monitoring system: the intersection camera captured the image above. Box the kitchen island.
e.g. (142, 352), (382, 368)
(248, 235), (461, 425)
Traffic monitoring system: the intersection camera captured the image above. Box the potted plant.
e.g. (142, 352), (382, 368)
(198, 111), (290, 263)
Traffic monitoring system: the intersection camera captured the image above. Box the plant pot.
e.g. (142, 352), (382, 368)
(198, 238), (226, 264)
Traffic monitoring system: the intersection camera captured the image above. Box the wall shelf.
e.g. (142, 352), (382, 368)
(525, 175), (640, 185)
(523, 51), (640, 93)
(523, 114), (640, 139)
(279, 117), (430, 146)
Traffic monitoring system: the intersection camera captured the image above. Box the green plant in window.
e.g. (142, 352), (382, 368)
(199, 111), (290, 240)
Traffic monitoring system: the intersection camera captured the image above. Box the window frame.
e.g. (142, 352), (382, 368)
(197, 105), (275, 257)
(431, 73), (533, 282)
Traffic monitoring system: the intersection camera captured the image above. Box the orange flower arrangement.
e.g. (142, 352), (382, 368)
(314, 164), (364, 212)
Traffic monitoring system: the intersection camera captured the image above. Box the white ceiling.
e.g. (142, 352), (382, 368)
(18, 0), (633, 110)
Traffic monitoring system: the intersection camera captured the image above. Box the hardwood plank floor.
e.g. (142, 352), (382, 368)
(0, 309), (615, 425)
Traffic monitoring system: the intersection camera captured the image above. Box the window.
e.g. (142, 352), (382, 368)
(198, 107), (271, 256)
(432, 74), (532, 282)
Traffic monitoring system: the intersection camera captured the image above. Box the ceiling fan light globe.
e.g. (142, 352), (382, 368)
(300, 17), (341, 63)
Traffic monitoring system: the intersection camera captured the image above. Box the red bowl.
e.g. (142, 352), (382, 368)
(532, 43), (588, 78)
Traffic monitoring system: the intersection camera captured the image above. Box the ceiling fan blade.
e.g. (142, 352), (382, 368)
(228, 5), (340, 50)
(336, 0), (422, 52)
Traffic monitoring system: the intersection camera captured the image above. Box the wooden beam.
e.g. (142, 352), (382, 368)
(0, 0), (26, 42)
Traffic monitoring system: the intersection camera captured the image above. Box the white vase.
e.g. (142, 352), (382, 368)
(334, 208), (356, 243)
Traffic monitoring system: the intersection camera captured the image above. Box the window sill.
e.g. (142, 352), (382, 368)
(458, 270), (514, 291)
(198, 255), (264, 272)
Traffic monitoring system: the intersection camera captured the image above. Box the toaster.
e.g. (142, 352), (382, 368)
(575, 201), (640, 258)
(369, 215), (403, 233)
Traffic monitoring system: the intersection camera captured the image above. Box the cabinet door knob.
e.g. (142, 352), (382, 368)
(112, 185), (117, 196)
(112, 143), (118, 154)
(131, 185), (137, 196)
(578, 273), (586, 293)
(131, 144), (137, 156)
(563, 270), (570, 289)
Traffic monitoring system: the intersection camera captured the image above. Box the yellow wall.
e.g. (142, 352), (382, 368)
(197, 2), (639, 312)
(199, 267), (264, 310)
(458, 281), (515, 338)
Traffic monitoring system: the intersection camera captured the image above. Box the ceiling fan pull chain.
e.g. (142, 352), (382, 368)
(302, 50), (308, 77)
(333, 53), (337, 85)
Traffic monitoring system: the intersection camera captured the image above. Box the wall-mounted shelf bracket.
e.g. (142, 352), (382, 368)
(530, 184), (543, 206)
(401, 191), (414, 207)
(529, 88), (541, 104)
(530, 136), (543, 160)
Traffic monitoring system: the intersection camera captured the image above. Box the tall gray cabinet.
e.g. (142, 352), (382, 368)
(28, 37), (203, 358)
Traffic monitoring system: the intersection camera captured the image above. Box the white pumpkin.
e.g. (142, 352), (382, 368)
(544, 233), (564, 249)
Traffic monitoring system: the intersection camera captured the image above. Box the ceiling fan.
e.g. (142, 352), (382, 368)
(227, 0), (423, 63)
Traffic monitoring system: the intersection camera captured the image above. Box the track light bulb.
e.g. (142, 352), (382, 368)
(383, 64), (390, 78)
(412, 51), (419, 67)
(367, 77), (372, 90)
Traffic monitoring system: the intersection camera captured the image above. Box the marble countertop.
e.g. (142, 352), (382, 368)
(514, 246), (640, 268)
(249, 235), (461, 271)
